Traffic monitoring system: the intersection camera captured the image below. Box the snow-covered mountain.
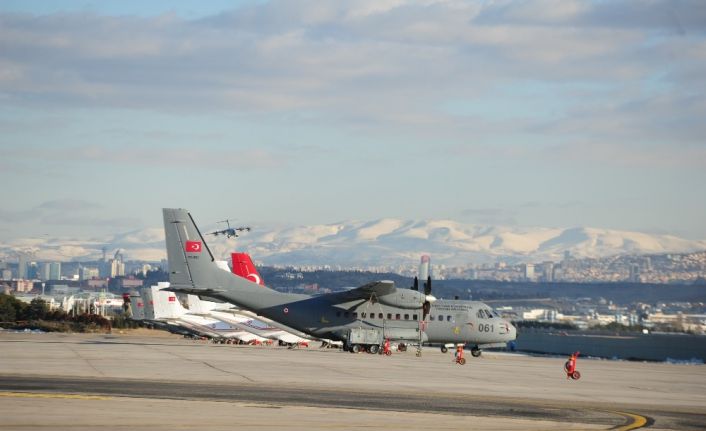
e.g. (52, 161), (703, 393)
(2, 219), (705, 267)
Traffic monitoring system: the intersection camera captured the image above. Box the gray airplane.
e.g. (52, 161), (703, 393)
(163, 208), (516, 356)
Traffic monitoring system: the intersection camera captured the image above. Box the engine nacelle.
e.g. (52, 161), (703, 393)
(377, 290), (435, 309)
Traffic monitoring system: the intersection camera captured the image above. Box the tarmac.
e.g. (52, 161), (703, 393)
(1, 329), (705, 430)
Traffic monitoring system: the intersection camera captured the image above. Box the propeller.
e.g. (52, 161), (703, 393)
(411, 276), (419, 291)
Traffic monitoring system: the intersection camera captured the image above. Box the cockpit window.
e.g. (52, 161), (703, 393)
(476, 309), (496, 319)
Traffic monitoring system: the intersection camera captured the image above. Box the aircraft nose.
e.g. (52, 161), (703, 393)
(506, 321), (517, 341)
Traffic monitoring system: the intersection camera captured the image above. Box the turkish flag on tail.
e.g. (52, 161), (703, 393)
(185, 241), (202, 253)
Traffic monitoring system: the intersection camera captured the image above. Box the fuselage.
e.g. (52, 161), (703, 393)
(217, 289), (516, 347)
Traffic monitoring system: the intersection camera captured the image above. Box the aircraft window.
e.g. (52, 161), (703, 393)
(490, 310), (500, 318)
(387, 313), (392, 320)
(344, 312), (349, 318)
(447, 315), (453, 322)
(361, 312), (367, 318)
(404, 314), (409, 320)
(368, 313), (374, 319)
(430, 315), (435, 321)
(438, 315), (443, 321)
(395, 314), (401, 320)
(378, 313), (384, 319)
(336, 311), (341, 317)
(412, 314), (418, 320)
(353, 312), (358, 319)
(477, 310), (486, 319)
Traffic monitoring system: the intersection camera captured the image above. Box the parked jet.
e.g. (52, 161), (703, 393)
(231, 252), (265, 286)
(163, 208), (516, 355)
(141, 282), (269, 344)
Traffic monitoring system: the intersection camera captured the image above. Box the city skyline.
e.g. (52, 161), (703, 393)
(1, 0), (705, 244)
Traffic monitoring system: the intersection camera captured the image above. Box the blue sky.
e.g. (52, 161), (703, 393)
(1, 0), (705, 243)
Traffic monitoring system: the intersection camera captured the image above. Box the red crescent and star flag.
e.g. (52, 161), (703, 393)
(185, 240), (202, 253)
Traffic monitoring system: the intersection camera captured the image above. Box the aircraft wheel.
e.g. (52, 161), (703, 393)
(571, 371), (581, 380)
(351, 344), (361, 353)
(385, 350), (392, 356)
(458, 358), (466, 365)
(368, 345), (379, 354)
(471, 348), (482, 357)
(440, 346), (448, 353)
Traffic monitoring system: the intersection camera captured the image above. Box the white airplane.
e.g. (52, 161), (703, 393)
(141, 282), (269, 344)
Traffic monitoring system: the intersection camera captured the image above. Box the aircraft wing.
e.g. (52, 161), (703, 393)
(325, 280), (396, 304)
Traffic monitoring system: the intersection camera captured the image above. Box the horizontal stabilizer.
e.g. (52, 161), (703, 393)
(163, 286), (226, 296)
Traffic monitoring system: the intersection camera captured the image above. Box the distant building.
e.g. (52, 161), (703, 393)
(27, 262), (39, 279)
(40, 262), (51, 281)
(119, 278), (143, 289)
(87, 279), (109, 289)
(49, 262), (61, 280)
(1, 269), (11, 280)
(18, 254), (29, 279)
(523, 263), (535, 281)
(109, 259), (125, 278)
(541, 261), (554, 282)
(12, 279), (34, 293)
(79, 266), (100, 281)
(629, 264), (640, 282)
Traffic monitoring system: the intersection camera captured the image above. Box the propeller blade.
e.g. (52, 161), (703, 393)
(424, 276), (432, 295)
(412, 276), (419, 291)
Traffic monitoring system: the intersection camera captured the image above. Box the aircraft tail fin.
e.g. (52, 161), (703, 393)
(162, 208), (292, 314)
(231, 252), (265, 286)
(163, 208), (218, 288)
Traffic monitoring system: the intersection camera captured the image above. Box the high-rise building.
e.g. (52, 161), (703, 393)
(79, 266), (100, 281)
(523, 263), (535, 281)
(49, 262), (62, 280)
(541, 262), (554, 282)
(27, 262), (39, 279)
(109, 259), (125, 277)
(41, 262), (51, 281)
(18, 253), (29, 279)
(629, 264), (640, 282)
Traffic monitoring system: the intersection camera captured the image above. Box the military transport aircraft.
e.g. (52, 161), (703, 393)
(163, 208), (516, 356)
(207, 219), (251, 239)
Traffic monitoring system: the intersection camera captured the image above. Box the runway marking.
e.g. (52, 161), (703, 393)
(0, 391), (111, 401)
(610, 411), (649, 431)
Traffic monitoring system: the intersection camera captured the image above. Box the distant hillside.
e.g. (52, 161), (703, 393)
(2, 219), (705, 268)
(206, 219), (706, 267)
